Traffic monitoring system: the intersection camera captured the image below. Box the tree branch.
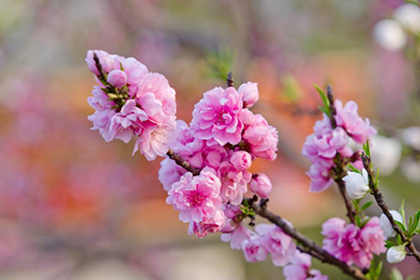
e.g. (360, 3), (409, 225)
(250, 199), (367, 280)
(327, 85), (356, 224)
(167, 148), (200, 176)
(361, 153), (420, 263)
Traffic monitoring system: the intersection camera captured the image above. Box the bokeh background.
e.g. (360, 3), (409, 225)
(0, 0), (419, 279)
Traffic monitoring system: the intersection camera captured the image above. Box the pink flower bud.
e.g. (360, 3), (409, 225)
(230, 151), (252, 171)
(238, 82), (259, 108)
(107, 69), (128, 88)
(86, 50), (114, 75)
(250, 173), (272, 198)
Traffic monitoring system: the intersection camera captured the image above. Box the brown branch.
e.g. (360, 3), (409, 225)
(361, 153), (420, 264)
(167, 148), (200, 176)
(335, 176), (356, 224)
(227, 71), (234, 87)
(93, 52), (108, 83)
(251, 199), (367, 280)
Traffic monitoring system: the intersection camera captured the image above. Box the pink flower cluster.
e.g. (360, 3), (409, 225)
(222, 222), (296, 267)
(86, 50), (177, 160)
(283, 251), (328, 280)
(322, 217), (386, 268)
(302, 100), (376, 192)
(163, 83), (278, 238)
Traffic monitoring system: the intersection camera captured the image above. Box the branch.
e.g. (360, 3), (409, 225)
(227, 71), (234, 87)
(167, 148), (200, 176)
(250, 199), (367, 280)
(327, 85), (356, 224)
(361, 153), (420, 264)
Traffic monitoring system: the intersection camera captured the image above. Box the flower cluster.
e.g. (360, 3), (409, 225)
(322, 217), (386, 268)
(86, 50), (177, 160)
(222, 222), (297, 266)
(283, 251), (328, 280)
(163, 83), (278, 237)
(302, 100), (376, 192)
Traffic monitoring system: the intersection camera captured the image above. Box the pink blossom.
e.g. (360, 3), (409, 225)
(109, 100), (149, 143)
(238, 82), (259, 108)
(133, 119), (176, 160)
(169, 120), (204, 161)
(256, 223), (296, 266)
(136, 73), (176, 123)
(166, 168), (222, 223)
(221, 223), (252, 250)
(107, 69), (127, 88)
(217, 161), (252, 205)
(191, 87), (244, 146)
(86, 50), (115, 75)
(242, 237), (269, 262)
(188, 210), (226, 238)
(322, 217), (386, 268)
(87, 51), (178, 162)
(306, 163), (334, 192)
(87, 87), (116, 141)
(242, 113), (278, 160)
(249, 173), (273, 198)
(230, 150), (252, 171)
(334, 100), (377, 144)
(158, 158), (186, 192)
(360, 217), (387, 257)
(118, 56), (148, 96)
(283, 251), (328, 280)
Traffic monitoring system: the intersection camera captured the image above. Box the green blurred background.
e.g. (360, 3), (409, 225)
(0, 0), (419, 279)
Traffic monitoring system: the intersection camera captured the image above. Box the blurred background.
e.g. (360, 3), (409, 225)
(0, 0), (419, 279)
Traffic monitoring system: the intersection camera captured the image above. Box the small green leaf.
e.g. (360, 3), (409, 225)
(363, 139), (371, 158)
(375, 261), (383, 279)
(314, 85), (331, 117)
(399, 200), (407, 228)
(395, 220), (406, 232)
(385, 240), (396, 248)
(355, 215), (362, 227)
(361, 201), (374, 211)
(406, 0), (419, 7)
(348, 164), (360, 173)
(389, 268), (404, 280)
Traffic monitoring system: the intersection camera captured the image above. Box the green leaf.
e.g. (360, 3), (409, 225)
(385, 240), (396, 248)
(363, 139), (371, 158)
(389, 268), (404, 280)
(375, 261), (383, 279)
(395, 220), (406, 233)
(399, 200), (407, 228)
(374, 167), (380, 185)
(314, 85), (331, 117)
(361, 201), (374, 211)
(406, 0), (419, 7)
(355, 215), (362, 228)
(348, 164), (360, 173)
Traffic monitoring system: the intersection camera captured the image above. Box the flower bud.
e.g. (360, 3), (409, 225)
(380, 210), (403, 239)
(107, 69), (128, 88)
(86, 50), (115, 75)
(394, 4), (420, 33)
(238, 82), (259, 108)
(250, 173), (272, 198)
(230, 151), (252, 171)
(373, 20), (407, 51)
(343, 169), (369, 199)
(386, 245), (406, 264)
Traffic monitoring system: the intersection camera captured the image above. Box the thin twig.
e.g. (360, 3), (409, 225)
(327, 85), (356, 224)
(361, 153), (420, 264)
(167, 148), (200, 176)
(227, 71), (234, 87)
(251, 200), (367, 280)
